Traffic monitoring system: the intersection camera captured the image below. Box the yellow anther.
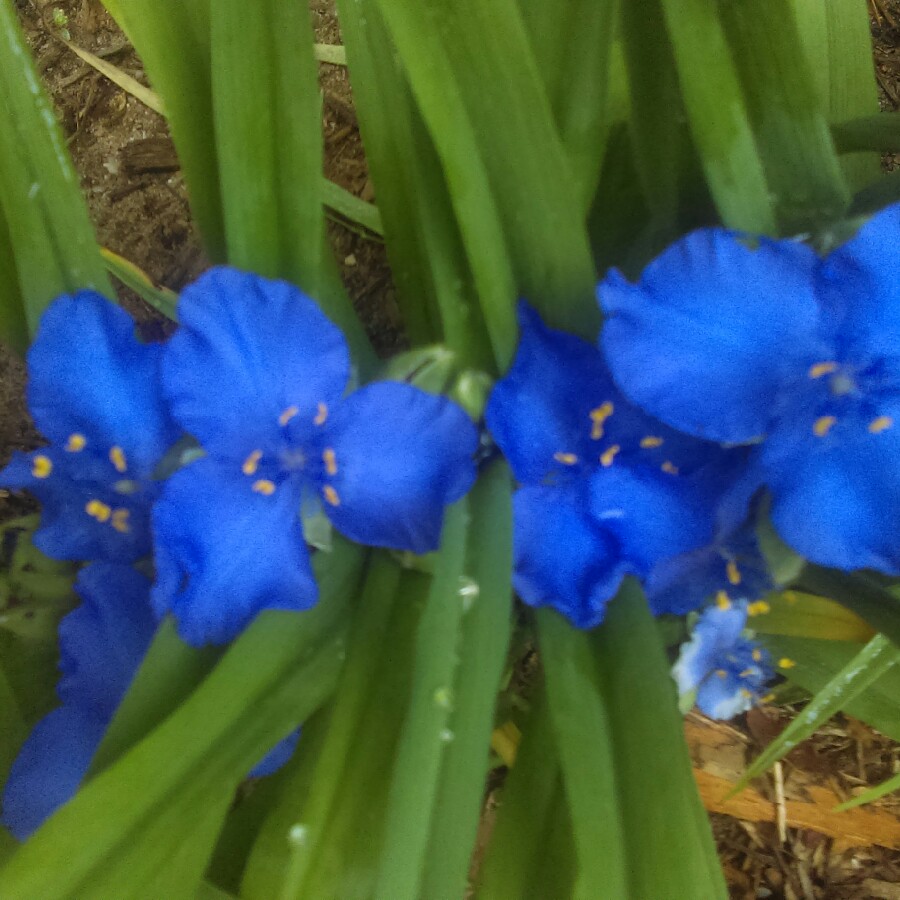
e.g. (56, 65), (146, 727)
(553, 452), (579, 466)
(760, 693), (776, 704)
(599, 444), (620, 468)
(747, 600), (770, 617)
(65, 433), (86, 452)
(808, 361), (839, 379)
(323, 485), (341, 507)
(813, 415), (837, 437)
(739, 668), (756, 679)
(589, 402), (614, 440)
(752, 648), (763, 662)
(726, 560), (741, 586)
(242, 450), (263, 476)
(715, 669), (728, 679)
(640, 436), (664, 449)
(109, 446), (127, 473)
(85, 500), (111, 523)
(111, 509), (131, 533)
(661, 461), (679, 475)
(314, 402), (328, 426)
(740, 688), (753, 699)
(323, 448), (338, 476)
(252, 479), (276, 496)
(715, 591), (731, 611)
(279, 405), (300, 427)
(869, 416), (894, 434)
(778, 657), (796, 669)
(31, 455), (52, 478)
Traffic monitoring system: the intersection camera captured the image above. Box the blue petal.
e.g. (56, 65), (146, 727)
(249, 729), (301, 778)
(599, 229), (821, 442)
(513, 482), (630, 630)
(27, 293), (178, 478)
(0, 450), (154, 563)
(695, 672), (754, 720)
(762, 400), (900, 574)
(817, 203), (900, 361)
(57, 563), (158, 715)
(672, 602), (748, 695)
(164, 268), (350, 462)
(589, 465), (717, 574)
(1, 706), (107, 840)
(319, 382), (478, 554)
(152, 458), (318, 645)
(485, 303), (622, 483)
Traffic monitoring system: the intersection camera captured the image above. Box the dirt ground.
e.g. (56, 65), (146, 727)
(3, 0), (900, 896)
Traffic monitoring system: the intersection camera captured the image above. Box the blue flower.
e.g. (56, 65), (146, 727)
(599, 204), (900, 574)
(1, 563), (157, 838)
(0, 294), (179, 562)
(1, 563), (300, 839)
(152, 268), (478, 645)
(672, 600), (775, 720)
(485, 303), (738, 629)
(646, 523), (774, 617)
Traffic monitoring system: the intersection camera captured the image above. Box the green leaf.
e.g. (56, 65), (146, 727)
(0, 0), (112, 338)
(536, 608), (628, 899)
(658, 0), (776, 233)
(321, 179), (384, 237)
(101, 247), (179, 321)
(0, 206), (26, 353)
(760, 635), (900, 744)
(0, 543), (365, 899)
(373, 0), (598, 348)
(834, 769), (900, 812)
(737, 634), (900, 790)
(750, 590), (875, 642)
(718, 0), (849, 232)
(0, 661), (27, 783)
(832, 112), (900, 153)
(593, 582), (727, 899)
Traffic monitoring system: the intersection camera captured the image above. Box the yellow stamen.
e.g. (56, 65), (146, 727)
(752, 648), (763, 662)
(778, 657), (796, 669)
(599, 445), (620, 468)
(813, 415), (836, 437)
(111, 509), (131, 533)
(589, 402), (614, 440)
(31, 455), (52, 478)
(279, 405), (300, 427)
(760, 693), (776, 704)
(808, 361), (839, 379)
(740, 688), (753, 699)
(323, 485), (340, 506)
(242, 450), (263, 476)
(739, 668), (756, 678)
(314, 402), (328, 426)
(715, 669), (728, 679)
(85, 500), (111, 523)
(109, 446), (127, 473)
(715, 591), (731, 611)
(726, 560), (741, 586)
(252, 479), (276, 496)
(323, 448), (338, 476)
(869, 416), (894, 434)
(747, 600), (770, 617)
(553, 452), (578, 466)
(640, 436), (664, 449)
(660, 461), (679, 475)
(65, 433), (86, 452)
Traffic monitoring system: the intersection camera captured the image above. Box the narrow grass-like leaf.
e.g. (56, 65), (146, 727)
(593, 582), (727, 898)
(718, 0), (849, 232)
(0, 209), (26, 352)
(420, 462), (514, 898)
(374, 0), (597, 346)
(537, 608), (628, 899)
(321, 180), (384, 237)
(373, 500), (470, 899)
(761, 635), (900, 744)
(0, 661), (26, 783)
(103, 0), (225, 259)
(0, 0), (112, 334)
(833, 113), (900, 153)
(101, 247), (179, 321)
(0, 545), (365, 899)
(834, 770), (900, 811)
(736, 634), (900, 791)
(659, 0), (776, 233)
(750, 590), (875, 642)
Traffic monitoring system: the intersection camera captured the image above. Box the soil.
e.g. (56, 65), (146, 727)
(3, 1), (900, 896)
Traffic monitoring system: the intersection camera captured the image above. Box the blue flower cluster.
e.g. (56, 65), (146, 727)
(488, 203), (900, 717)
(1, 267), (477, 836)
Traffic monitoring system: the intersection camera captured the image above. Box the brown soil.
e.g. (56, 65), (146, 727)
(3, 1), (900, 896)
